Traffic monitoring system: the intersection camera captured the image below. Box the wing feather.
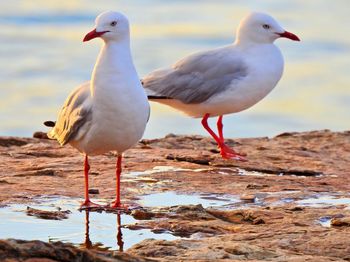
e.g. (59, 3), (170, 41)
(48, 82), (92, 145)
(142, 47), (247, 104)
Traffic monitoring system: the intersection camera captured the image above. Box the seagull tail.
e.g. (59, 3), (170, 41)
(43, 121), (58, 141)
(148, 95), (172, 100)
(44, 121), (56, 127)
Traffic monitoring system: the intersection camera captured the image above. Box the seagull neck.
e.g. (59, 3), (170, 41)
(234, 39), (273, 50)
(92, 38), (136, 81)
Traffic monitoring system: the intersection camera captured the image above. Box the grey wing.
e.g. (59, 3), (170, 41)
(142, 47), (248, 104)
(48, 81), (92, 145)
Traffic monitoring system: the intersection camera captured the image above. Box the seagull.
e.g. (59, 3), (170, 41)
(45, 11), (149, 209)
(142, 12), (300, 161)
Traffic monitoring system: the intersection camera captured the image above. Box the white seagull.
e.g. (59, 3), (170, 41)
(46, 11), (149, 209)
(142, 12), (300, 161)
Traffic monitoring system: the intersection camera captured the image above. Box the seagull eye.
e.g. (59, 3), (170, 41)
(110, 21), (117, 26)
(262, 24), (270, 29)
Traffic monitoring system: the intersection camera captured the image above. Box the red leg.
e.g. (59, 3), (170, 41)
(110, 154), (128, 210)
(80, 155), (101, 209)
(201, 113), (222, 145)
(217, 115), (224, 143)
(216, 116), (246, 160)
(201, 114), (246, 161)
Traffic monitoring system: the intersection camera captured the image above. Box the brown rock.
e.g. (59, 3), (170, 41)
(0, 239), (154, 262)
(0, 137), (29, 147)
(33, 131), (49, 140)
(240, 194), (256, 202)
(26, 207), (71, 220)
(223, 243), (278, 259)
(331, 217), (350, 227)
(1, 131), (350, 261)
(165, 153), (212, 165)
(131, 209), (155, 220)
(246, 183), (269, 189)
(88, 188), (100, 194)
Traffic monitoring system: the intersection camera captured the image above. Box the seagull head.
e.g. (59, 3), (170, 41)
(235, 12), (300, 45)
(83, 11), (130, 42)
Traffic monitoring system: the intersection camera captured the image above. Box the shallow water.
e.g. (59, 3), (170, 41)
(1, 1), (349, 138)
(127, 165), (212, 177)
(0, 197), (177, 251)
(0, 193), (244, 250)
(296, 195), (350, 208)
(1, 192), (349, 249)
(318, 216), (332, 227)
(139, 191), (240, 208)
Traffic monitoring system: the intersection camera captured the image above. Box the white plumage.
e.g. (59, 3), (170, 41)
(48, 11), (149, 209)
(142, 12), (300, 160)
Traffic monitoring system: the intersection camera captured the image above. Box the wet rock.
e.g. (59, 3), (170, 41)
(129, 238), (289, 261)
(166, 154), (211, 165)
(132, 205), (240, 237)
(0, 239), (154, 262)
(223, 243), (278, 259)
(252, 217), (265, 225)
(1, 131), (350, 261)
(130, 239), (187, 258)
(133, 178), (158, 183)
(124, 224), (147, 230)
(246, 167), (322, 177)
(286, 206), (304, 212)
(246, 183), (269, 189)
(331, 217), (350, 227)
(205, 209), (286, 225)
(88, 189), (99, 194)
(15, 169), (57, 177)
(33, 131), (50, 140)
(0, 179), (13, 184)
(240, 194), (256, 202)
(0, 137), (29, 147)
(131, 209), (155, 220)
(26, 207), (71, 220)
(275, 132), (299, 137)
(168, 204), (216, 221)
(139, 144), (153, 149)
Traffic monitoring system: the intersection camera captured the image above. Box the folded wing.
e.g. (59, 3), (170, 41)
(48, 82), (92, 145)
(142, 47), (248, 104)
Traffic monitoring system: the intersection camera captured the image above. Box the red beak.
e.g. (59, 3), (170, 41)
(278, 31), (300, 41)
(83, 29), (109, 42)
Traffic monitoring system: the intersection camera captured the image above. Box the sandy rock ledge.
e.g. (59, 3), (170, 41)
(0, 130), (350, 261)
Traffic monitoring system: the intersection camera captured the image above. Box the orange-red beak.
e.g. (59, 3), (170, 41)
(83, 29), (109, 42)
(278, 31), (300, 41)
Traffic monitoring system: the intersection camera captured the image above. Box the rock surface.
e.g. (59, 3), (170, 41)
(0, 130), (350, 261)
(0, 239), (153, 262)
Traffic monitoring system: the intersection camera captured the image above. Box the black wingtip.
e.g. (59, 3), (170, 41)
(148, 95), (172, 100)
(44, 121), (56, 127)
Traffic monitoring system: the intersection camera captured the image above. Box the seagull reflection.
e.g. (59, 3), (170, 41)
(84, 210), (92, 249)
(116, 212), (124, 251)
(81, 210), (124, 251)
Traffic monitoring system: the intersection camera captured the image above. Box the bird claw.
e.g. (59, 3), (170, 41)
(79, 200), (102, 210)
(221, 152), (247, 161)
(220, 144), (247, 161)
(109, 201), (129, 212)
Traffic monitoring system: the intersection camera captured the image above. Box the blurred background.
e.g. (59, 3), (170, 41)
(0, 0), (349, 139)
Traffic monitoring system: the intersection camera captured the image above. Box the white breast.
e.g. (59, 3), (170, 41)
(71, 42), (149, 155)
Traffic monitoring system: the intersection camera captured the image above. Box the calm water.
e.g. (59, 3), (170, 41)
(0, 197), (178, 250)
(1, 1), (349, 139)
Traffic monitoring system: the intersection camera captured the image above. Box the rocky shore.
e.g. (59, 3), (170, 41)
(0, 130), (350, 261)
